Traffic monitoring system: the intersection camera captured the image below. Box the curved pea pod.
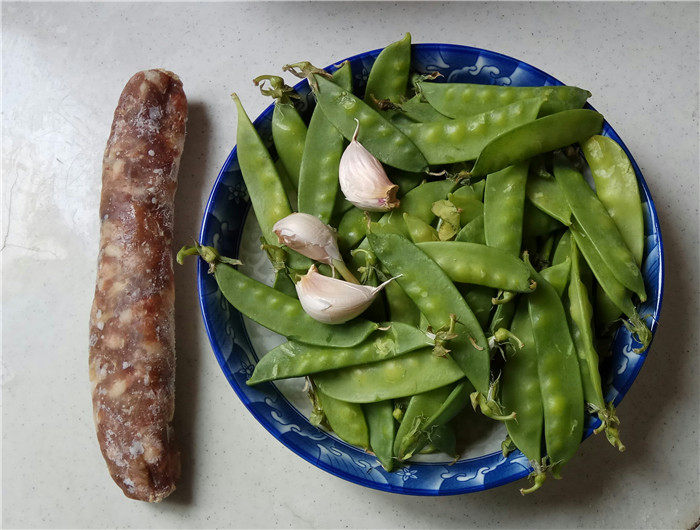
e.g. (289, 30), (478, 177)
(313, 348), (465, 403)
(567, 243), (624, 451)
(310, 74), (427, 172)
(484, 162), (528, 256)
(582, 135), (644, 265)
(337, 208), (381, 252)
(247, 321), (433, 385)
(394, 381), (471, 461)
(523, 200), (563, 238)
(403, 213), (439, 243)
(418, 81), (591, 118)
(553, 152), (646, 300)
(316, 389), (370, 448)
(570, 222), (650, 352)
(365, 33), (412, 107)
(500, 301), (546, 494)
(364, 400), (396, 471)
(232, 94), (293, 245)
(397, 98), (544, 165)
(526, 169), (572, 225)
(367, 231), (508, 421)
(455, 214), (485, 244)
(527, 262), (584, 476)
(379, 180), (457, 237)
(179, 244), (377, 347)
(298, 63), (352, 223)
(540, 258), (571, 297)
(256, 76), (308, 188)
(470, 109), (604, 177)
(416, 241), (536, 292)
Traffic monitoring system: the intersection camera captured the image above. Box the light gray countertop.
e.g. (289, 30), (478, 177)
(2, 2), (698, 529)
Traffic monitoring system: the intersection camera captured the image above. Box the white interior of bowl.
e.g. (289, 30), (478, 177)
(238, 209), (507, 463)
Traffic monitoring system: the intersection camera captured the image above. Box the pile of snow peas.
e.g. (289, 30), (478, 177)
(180, 34), (650, 494)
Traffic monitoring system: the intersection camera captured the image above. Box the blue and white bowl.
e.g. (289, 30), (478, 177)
(197, 43), (664, 495)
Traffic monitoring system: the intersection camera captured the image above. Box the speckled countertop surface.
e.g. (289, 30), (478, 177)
(2, 2), (698, 529)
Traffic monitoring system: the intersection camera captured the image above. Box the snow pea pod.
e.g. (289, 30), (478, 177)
(378, 268), (422, 327)
(313, 348), (465, 403)
(272, 269), (297, 298)
(247, 322), (433, 384)
(527, 262), (584, 476)
(455, 214), (485, 244)
(418, 81), (591, 118)
(567, 243), (624, 451)
(470, 109), (604, 176)
(309, 73), (427, 172)
(553, 152), (646, 300)
(255, 75), (308, 188)
(337, 208), (381, 252)
(448, 193), (483, 225)
(500, 300), (546, 493)
(595, 283), (623, 334)
(459, 284), (494, 328)
(582, 135), (644, 265)
(178, 244), (377, 347)
(526, 169), (572, 225)
(365, 33), (412, 107)
(398, 94), (451, 122)
(404, 213), (439, 243)
(232, 93), (293, 245)
(395, 381), (471, 460)
(453, 181), (486, 202)
(484, 162), (528, 256)
(379, 180), (456, 237)
(490, 298), (516, 335)
(552, 230), (573, 267)
(316, 389), (370, 448)
(298, 63), (352, 223)
(397, 98), (543, 165)
(363, 400), (396, 471)
(570, 222), (650, 352)
(523, 200), (563, 238)
(367, 231), (506, 420)
(416, 241), (536, 292)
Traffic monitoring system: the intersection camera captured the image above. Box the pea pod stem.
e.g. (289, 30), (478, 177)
(520, 461), (547, 495)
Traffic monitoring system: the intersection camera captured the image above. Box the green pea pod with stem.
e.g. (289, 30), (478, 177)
(527, 257), (584, 477)
(395, 381), (471, 461)
(178, 244), (376, 347)
(403, 212), (439, 243)
(523, 199), (563, 238)
(582, 135), (644, 265)
(500, 300), (547, 494)
(396, 94), (451, 123)
(419, 424), (457, 457)
(254, 75), (307, 188)
(453, 181), (486, 202)
(232, 93), (294, 245)
(540, 258), (571, 298)
(337, 208), (382, 253)
(484, 162), (529, 256)
(568, 242), (624, 451)
(397, 98), (544, 165)
(526, 168), (572, 225)
(378, 180), (457, 237)
(553, 152), (646, 300)
(316, 388), (370, 448)
(363, 400), (396, 471)
(365, 33), (412, 107)
(570, 222), (650, 352)
(284, 64), (427, 172)
(470, 109), (604, 176)
(367, 230), (512, 420)
(416, 241), (537, 292)
(297, 63), (352, 224)
(455, 214), (486, 244)
(313, 347), (465, 403)
(417, 81), (591, 118)
(247, 321), (433, 385)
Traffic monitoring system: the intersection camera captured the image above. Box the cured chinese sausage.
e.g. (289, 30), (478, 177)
(89, 70), (186, 502)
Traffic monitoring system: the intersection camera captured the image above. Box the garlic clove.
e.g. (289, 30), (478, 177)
(273, 213), (342, 265)
(295, 265), (396, 324)
(338, 120), (400, 212)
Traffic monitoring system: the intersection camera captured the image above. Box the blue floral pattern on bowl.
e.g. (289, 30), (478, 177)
(197, 43), (664, 495)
